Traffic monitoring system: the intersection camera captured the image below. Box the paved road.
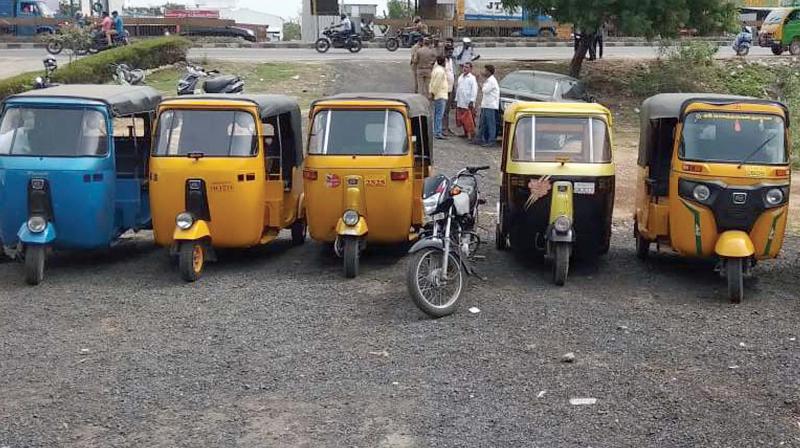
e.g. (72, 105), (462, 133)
(0, 45), (779, 78)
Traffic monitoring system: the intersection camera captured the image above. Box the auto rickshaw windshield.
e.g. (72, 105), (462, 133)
(309, 109), (408, 155)
(512, 116), (611, 163)
(680, 112), (786, 165)
(154, 109), (258, 157)
(0, 107), (108, 157)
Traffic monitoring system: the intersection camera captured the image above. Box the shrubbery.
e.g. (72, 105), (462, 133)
(0, 36), (190, 101)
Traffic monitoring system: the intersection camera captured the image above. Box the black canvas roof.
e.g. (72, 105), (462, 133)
(10, 84), (162, 116)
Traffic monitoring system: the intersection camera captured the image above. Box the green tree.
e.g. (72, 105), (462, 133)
(386, 0), (413, 19)
(501, 0), (738, 77)
(283, 20), (301, 41)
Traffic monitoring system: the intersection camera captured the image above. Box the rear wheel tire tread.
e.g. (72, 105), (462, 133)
(291, 219), (307, 246)
(552, 242), (570, 286)
(343, 237), (360, 278)
(726, 257), (744, 304)
(179, 242), (204, 282)
(24, 245), (46, 286)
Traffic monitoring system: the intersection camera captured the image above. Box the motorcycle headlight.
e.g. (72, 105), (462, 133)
(423, 193), (441, 215)
(342, 210), (360, 227)
(27, 216), (47, 234)
(693, 184), (711, 203)
(765, 188), (784, 206)
(176, 212), (194, 230)
(554, 215), (571, 234)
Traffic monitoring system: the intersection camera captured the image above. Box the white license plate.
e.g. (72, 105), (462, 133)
(428, 213), (446, 222)
(574, 182), (596, 195)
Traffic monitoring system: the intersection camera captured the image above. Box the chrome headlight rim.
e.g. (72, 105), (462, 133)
(553, 215), (572, 234)
(176, 212), (194, 230)
(765, 188), (785, 207)
(423, 193), (441, 215)
(27, 216), (47, 234)
(342, 210), (360, 227)
(692, 184), (711, 203)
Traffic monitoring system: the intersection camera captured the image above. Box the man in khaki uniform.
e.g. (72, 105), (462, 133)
(410, 41), (421, 93)
(415, 38), (437, 100)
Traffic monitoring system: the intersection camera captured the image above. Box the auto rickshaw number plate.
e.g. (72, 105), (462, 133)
(574, 182), (596, 195)
(745, 167), (767, 178)
(365, 176), (387, 187)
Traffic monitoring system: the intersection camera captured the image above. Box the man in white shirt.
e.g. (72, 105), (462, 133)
(477, 64), (500, 147)
(336, 14), (352, 39)
(454, 62), (478, 140)
(454, 37), (480, 68)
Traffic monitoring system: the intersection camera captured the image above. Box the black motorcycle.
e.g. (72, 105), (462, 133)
(177, 64), (244, 95)
(315, 26), (362, 53)
(406, 166), (489, 318)
(80, 29), (129, 55)
(385, 27), (434, 52)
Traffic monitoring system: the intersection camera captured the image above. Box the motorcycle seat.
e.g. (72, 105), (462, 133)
(203, 76), (239, 93)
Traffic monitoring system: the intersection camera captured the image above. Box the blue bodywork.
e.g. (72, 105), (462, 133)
(0, 0), (57, 36)
(0, 97), (151, 252)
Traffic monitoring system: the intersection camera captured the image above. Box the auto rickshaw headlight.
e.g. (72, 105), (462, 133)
(554, 216), (571, 234)
(27, 216), (47, 234)
(693, 184), (711, 203)
(176, 212), (194, 230)
(342, 210), (360, 227)
(765, 188), (784, 206)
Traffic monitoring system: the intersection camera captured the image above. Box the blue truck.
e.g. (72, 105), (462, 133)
(0, 0), (58, 36)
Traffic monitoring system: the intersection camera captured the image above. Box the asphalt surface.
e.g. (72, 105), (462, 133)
(1, 61), (800, 448)
(0, 44), (780, 78)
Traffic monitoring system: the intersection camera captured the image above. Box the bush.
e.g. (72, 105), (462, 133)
(0, 36), (191, 101)
(629, 41), (722, 97)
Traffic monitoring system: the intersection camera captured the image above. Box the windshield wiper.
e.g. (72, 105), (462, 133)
(738, 134), (778, 168)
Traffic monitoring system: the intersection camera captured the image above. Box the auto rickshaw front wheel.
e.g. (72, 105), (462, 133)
(495, 224), (508, 251)
(343, 236), (360, 278)
(24, 245), (46, 286)
(552, 242), (571, 286)
(291, 219), (307, 246)
(179, 241), (205, 283)
(726, 257), (744, 304)
(634, 220), (650, 260)
(790, 39), (800, 56)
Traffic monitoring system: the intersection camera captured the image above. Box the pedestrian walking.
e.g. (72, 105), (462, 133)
(415, 38), (437, 100)
(429, 56), (449, 139)
(476, 64), (499, 147)
(443, 44), (456, 135)
(594, 24), (606, 59)
(455, 62), (478, 140)
(454, 37), (480, 68)
(410, 41), (421, 93)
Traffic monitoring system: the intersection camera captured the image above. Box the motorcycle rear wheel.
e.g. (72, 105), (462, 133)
(348, 38), (363, 53)
(407, 248), (464, 318)
(45, 41), (63, 55)
(736, 46), (750, 57)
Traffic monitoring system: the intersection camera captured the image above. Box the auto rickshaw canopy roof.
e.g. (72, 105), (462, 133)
(311, 93), (431, 118)
(637, 93), (789, 167)
(8, 84), (162, 117)
(502, 101), (613, 124)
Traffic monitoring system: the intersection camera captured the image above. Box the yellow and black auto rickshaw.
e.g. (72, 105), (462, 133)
(149, 94), (306, 281)
(303, 93), (433, 278)
(496, 102), (616, 285)
(635, 94), (791, 302)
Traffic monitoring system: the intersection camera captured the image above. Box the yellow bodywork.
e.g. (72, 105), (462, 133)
(149, 98), (302, 249)
(549, 181), (574, 223)
(173, 219), (211, 242)
(304, 101), (425, 244)
(759, 8), (791, 42)
(637, 100), (791, 261)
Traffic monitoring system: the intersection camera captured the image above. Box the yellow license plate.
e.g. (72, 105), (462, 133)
(746, 167), (767, 177)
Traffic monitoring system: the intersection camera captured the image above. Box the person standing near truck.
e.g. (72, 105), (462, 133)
(414, 38), (437, 100)
(410, 40), (421, 93)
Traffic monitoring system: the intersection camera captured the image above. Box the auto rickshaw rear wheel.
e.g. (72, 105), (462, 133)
(790, 39), (800, 56)
(343, 236), (360, 278)
(179, 242), (204, 283)
(291, 219), (307, 246)
(772, 45), (785, 56)
(634, 220), (650, 260)
(552, 242), (571, 286)
(24, 245), (46, 286)
(495, 224), (508, 251)
(726, 257), (744, 304)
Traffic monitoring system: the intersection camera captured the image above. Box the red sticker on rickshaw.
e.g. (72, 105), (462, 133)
(325, 174), (341, 188)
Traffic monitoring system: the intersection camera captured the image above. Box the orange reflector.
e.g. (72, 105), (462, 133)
(682, 164), (703, 173)
(390, 171), (409, 181)
(775, 168), (790, 177)
(303, 169), (318, 180)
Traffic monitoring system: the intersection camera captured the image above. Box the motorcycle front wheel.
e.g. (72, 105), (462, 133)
(407, 248), (464, 318)
(45, 41), (63, 55)
(348, 38), (363, 53)
(385, 37), (399, 52)
(315, 38), (331, 53)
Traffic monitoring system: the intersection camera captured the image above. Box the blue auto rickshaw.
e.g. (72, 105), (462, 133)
(0, 85), (162, 285)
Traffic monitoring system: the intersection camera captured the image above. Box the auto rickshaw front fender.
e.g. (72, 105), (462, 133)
(17, 222), (56, 245)
(336, 217), (368, 237)
(715, 231), (755, 258)
(173, 220), (211, 242)
(547, 225), (575, 243)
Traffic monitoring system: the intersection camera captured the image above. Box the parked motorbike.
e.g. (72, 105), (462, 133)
(315, 27), (362, 53)
(33, 57), (59, 89)
(177, 64), (244, 95)
(406, 166), (489, 318)
(111, 63), (145, 86)
(385, 27), (435, 52)
(733, 27), (753, 57)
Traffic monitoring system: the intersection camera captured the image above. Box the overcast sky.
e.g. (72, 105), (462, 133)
(251, 0), (390, 20)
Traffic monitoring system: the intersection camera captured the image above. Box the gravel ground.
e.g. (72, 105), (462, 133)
(1, 61), (800, 448)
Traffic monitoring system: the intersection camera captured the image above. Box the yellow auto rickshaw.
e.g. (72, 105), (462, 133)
(304, 93), (433, 278)
(635, 94), (791, 302)
(149, 94), (306, 281)
(496, 102), (616, 285)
